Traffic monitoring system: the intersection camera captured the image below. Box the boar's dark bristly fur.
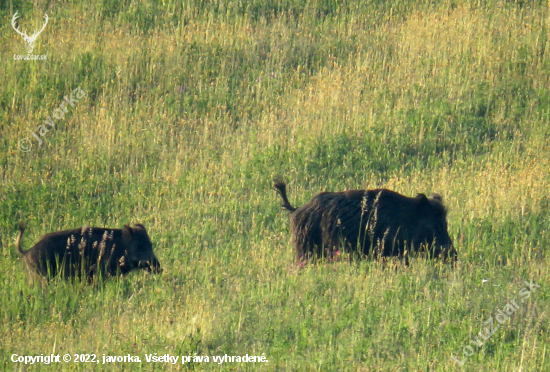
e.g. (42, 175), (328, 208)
(274, 179), (457, 263)
(16, 221), (161, 281)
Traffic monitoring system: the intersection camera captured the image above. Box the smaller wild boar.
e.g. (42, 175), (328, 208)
(16, 222), (161, 281)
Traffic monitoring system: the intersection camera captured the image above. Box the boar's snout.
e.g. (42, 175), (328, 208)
(429, 236), (457, 264)
(139, 257), (162, 273)
(442, 244), (458, 265)
(434, 231), (456, 264)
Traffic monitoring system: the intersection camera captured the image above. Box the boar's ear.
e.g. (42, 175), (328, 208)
(415, 193), (431, 211)
(123, 225), (133, 241)
(431, 193), (443, 203)
(416, 193), (429, 203)
(133, 223), (146, 232)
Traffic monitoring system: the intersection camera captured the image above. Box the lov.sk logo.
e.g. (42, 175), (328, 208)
(11, 11), (48, 55)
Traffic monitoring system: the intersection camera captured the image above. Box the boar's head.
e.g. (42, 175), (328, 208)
(411, 193), (456, 262)
(122, 224), (162, 273)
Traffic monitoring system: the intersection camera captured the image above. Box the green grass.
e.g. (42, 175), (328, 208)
(1, 0), (550, 370)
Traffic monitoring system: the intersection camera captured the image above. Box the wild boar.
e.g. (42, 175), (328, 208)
(16, 222), (161, 280)
(274, 179), (456, 263)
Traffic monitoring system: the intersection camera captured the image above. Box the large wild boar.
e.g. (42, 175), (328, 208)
(16, 222), (161, 280)
(274, 179), (457, 263)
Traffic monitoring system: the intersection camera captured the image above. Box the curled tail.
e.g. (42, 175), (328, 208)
(16, 221), (27, 255)
(273, 178), (297, 213)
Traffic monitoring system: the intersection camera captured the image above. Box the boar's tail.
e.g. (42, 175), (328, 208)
(273, 178), (297, 213)
(16, 221), (27, 255)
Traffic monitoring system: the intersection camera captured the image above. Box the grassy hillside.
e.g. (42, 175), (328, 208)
(1, 0), (549, 370)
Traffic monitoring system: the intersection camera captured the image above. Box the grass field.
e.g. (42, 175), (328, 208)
(1, 0), (550, 370)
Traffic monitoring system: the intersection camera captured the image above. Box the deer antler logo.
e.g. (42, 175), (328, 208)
(11, 12), (49, 54)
